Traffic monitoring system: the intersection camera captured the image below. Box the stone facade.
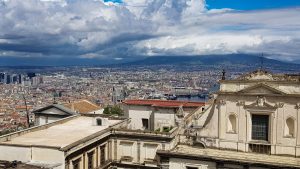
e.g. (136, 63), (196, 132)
(193, 70), (300, 156)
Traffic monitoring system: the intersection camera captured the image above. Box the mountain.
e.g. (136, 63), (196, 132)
(118, 54), (300, 72)
(124, 54), (288, 66)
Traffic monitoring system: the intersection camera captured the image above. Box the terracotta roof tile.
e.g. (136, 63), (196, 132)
(64, 100), (101, 114)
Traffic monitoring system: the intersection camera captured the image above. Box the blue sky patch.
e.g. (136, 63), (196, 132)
(104, 0), (122, 3)
(206, 0), (300, 10)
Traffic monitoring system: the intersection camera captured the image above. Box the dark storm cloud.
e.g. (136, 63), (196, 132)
(0, 0), (299, 62)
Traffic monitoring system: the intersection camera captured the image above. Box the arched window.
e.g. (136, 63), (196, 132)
(285, 117), (295, 137)
(227, 114), (237, 133)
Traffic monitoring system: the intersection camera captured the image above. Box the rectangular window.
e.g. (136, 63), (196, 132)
(87, 151), (94, 169)
(72, 158), (81, 169)
(142, 118), (149, 130)
(100, 145), (106, 166)
(252, 115), (269, 141)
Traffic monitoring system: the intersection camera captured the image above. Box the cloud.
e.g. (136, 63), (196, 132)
(0, 0), (299, 63)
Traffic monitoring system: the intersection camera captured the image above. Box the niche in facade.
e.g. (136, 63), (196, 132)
(285, 117), (295, 137)
(227, 114), (237, 133)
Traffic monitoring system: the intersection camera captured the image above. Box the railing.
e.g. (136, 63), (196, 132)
(249, 143), (271, 154)
(112, 127), (179, 138)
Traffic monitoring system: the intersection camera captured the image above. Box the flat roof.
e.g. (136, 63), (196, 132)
(0, 160), (44, 169)
(0, 116), (121, 149)
(160, 145), (300, 168)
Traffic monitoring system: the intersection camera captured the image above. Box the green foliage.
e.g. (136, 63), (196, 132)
(162, 126), (173, 133)
(155, 128), (161, 132)
(103, 105), (124, 116)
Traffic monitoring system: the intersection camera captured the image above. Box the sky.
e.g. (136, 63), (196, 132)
(0, 0), (300, 65)
(206, 0), (300, 10)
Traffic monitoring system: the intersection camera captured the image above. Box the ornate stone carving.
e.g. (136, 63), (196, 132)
(275, 102), (284, 108)
(236, 101), (245, 106)
(295, 104), (300, 110)
(244, 96), (277, 111)
(219, 99), (226, 105)
(257, 96), (266, 107)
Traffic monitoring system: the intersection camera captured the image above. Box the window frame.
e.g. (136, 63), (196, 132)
(100, 145), (106, 166)
(87, 151), (94, 169)
(251, 114), (269, 142)
(142, 118), (149, 130)
(72, 158), (81, 169)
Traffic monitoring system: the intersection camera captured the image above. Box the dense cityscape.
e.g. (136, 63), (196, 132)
(0, 66), (219, 134)
(0, 62), (299, 136)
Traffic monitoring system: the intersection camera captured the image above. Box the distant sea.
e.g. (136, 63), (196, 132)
(175, 96), (207, 102)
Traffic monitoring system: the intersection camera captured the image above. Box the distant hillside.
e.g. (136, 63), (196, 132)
(124, 54), (289, 66)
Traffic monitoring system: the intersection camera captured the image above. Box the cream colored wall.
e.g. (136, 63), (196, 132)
(169, 157), (271, 169)
(221, 82), (300, 95)
(38, 116), (46, 125)
(198, 93), (300, 156)
(169, 158), (216, 169)
(154, 109), (176, 130)
(32, 147), (64, 165)
(36, 115), (64, 126)
(278, 84), (300, 94)
(126, 105), (179, 131)
(197, 105), (219, 139)
(0, 145), (65, 168)
(114, 137), (175, 165)
(140, 142), (161, 161)
(127, 105), (152, 130)
(0, 145), (31, 162)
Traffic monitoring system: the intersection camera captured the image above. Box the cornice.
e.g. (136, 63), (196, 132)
(217, 92), (300, 98)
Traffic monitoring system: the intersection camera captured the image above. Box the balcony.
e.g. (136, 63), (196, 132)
(249, 143), (271, 154)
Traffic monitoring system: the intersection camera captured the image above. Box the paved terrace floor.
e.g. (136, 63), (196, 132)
(168, 145), (300, 168)
(0, 116), (120, 148)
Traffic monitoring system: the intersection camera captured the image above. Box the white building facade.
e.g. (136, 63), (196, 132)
(194, 70), (300, 157)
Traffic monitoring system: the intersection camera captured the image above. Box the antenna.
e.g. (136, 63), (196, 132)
(22, 94), (30, 128)
(260, 53), (264, 70)
(221, 69), (226, 80)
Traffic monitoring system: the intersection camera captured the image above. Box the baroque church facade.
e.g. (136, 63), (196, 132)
(193, 69), (300, 156)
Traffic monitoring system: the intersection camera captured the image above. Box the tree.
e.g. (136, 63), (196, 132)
(103, 105), (124, 116)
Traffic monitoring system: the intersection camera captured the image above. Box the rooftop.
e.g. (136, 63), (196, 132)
(160, 145), (300, 168)
(64, 100), (101, 114)
(0, 116), (121, 149)
(32, 104), (75, 116)
(123, 99), (205, 108)
(0, 161), (44, 169)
